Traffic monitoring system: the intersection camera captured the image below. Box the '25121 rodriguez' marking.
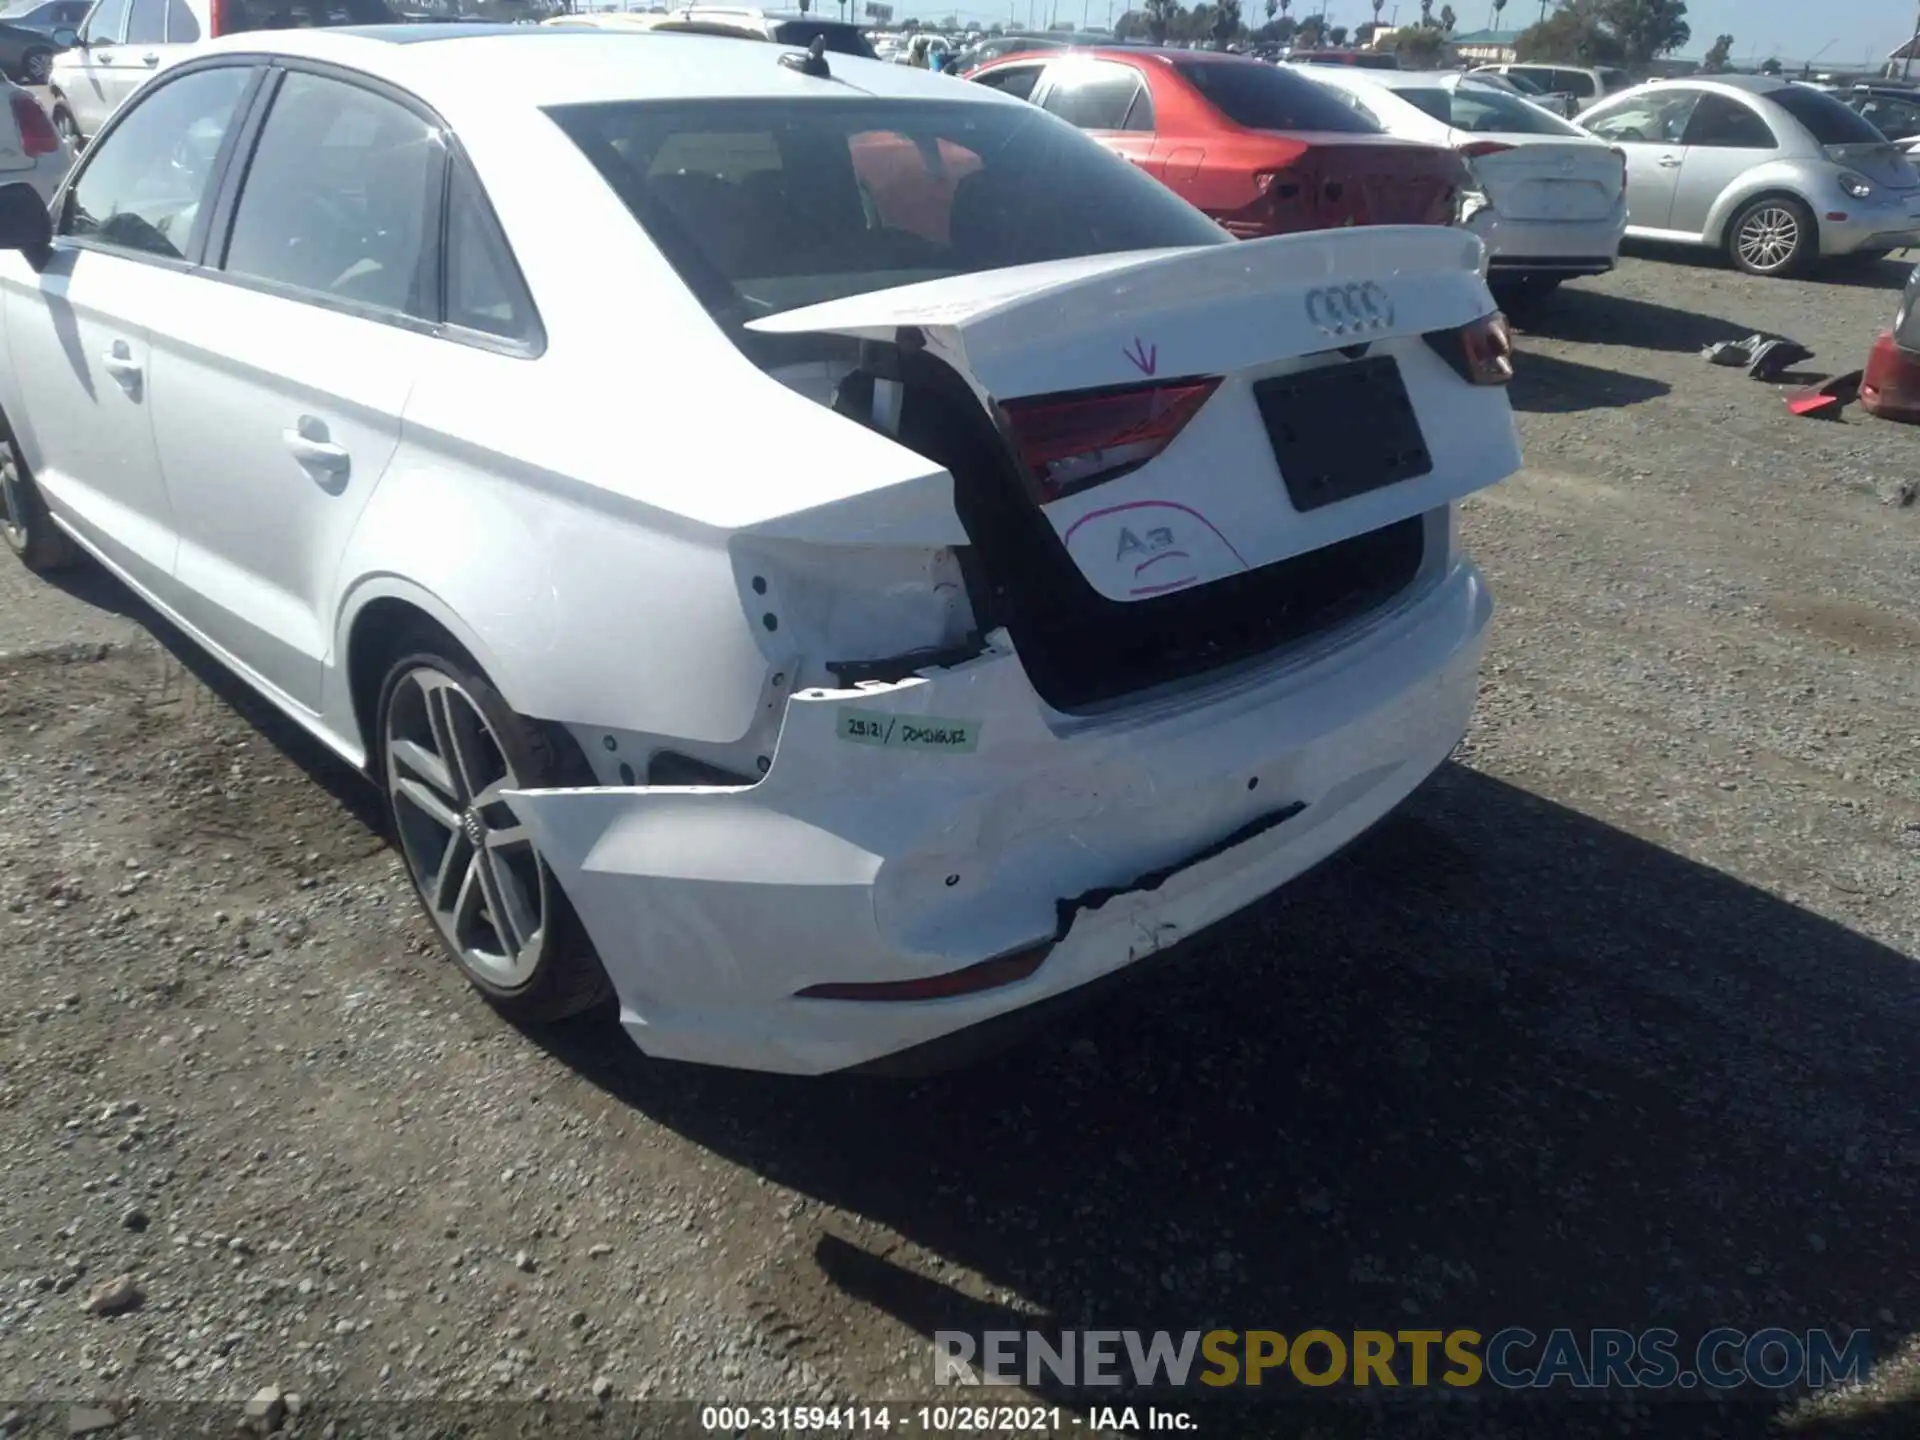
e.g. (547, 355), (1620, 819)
(838, 708), (981, 754)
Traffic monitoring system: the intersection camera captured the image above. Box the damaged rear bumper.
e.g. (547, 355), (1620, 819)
(506, 560), (1493, 1076)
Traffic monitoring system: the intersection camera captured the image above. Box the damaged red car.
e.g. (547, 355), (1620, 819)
(1863, 260), (1920, 424)
(965, 48), (1467, 239)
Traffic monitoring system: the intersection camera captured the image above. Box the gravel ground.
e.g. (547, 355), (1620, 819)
(3, 251), (1920, 1440)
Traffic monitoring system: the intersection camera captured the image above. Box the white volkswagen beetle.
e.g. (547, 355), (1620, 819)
(0, 24), (1519, 1074)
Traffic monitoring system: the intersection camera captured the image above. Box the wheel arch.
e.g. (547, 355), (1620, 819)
(335, 578), (520, 776)
(1714, 185), (1819, 254)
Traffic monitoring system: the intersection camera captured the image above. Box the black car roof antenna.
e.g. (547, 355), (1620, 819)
(780, 34), (832, 78)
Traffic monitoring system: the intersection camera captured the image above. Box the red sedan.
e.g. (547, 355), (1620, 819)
(965, 47), (1467, 238)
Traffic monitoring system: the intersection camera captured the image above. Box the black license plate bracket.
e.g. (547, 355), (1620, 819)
(1252, 355), (1434, 513)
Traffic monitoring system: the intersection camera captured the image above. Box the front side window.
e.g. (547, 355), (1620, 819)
(1039, 60), (1151, 132)
(1583, 89), (1699, 145)
(547, 95), (1227, 331)
(222, 71), (439, 318)
(66, 63), (252, 259)
(1683, 93), (1778, 149)
(78, 0), (127, 44)
(1177, 57), (1379, 132)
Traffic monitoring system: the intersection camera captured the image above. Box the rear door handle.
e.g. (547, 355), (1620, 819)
(1657, 155), (1682, 167)
(140, 52), (158, 65)
(283, 417), (350, 478)
(101, 339), (141, 388)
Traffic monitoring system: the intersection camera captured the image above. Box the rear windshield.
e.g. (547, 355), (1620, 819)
(1174, 59), (1380, 132)
(1441, 84), (1584, 135)
(219, 0), (392, 29)
(1770, 84), (1889, 145)
(547, 96), (1228, 330)
(769, 19), (876, 58)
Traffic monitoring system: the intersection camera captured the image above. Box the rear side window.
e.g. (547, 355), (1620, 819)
(66, 64), (252, 258)
(1176, 58), (1378, 132)
(1040, 60), (1151, 132)
(222, 71), (440, 319)
(972, 62), (1043, 101)
(444, 157), (539, 346)
(1858, 93), (1920, 142)
(1769, 84), (1892, 146)
(1393, 87), (1453, 125)
(546, 96), (1228, 328)
(1683, 93), (1778, 149)
(1445, 85), (1583, 136)
(1552, 69), (1597, 98)
(123, 0), (161, 43)
(1599, 69), (1631, 91)
(213, 0), (391, 33)
(769, 19), (876, 58)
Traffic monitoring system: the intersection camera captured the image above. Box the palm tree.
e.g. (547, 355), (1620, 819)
(1418, 0), (1432, 23)
(1488, 0), (1504, 29)
(1265, 0), (1277, 21)
(1279, 0), (1290, 14)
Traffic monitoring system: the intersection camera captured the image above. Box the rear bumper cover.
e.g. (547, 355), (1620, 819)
(1863, 330), (1920, 422)
(1468, 195), (1626, 276)
(507, 559), (1493, 1075)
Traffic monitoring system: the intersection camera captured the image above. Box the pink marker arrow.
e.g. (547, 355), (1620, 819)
(1123, 337), (1158, 377)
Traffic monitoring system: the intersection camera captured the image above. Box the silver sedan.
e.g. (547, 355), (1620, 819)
(1577, 74), (1920, 276)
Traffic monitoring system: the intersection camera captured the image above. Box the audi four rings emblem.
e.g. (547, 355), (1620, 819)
(1305, 282), (1395, 337)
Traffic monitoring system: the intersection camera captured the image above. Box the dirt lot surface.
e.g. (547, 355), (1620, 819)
(3, 251), (1920, 1440)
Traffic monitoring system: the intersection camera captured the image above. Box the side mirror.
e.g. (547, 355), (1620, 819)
(0, 182), (53, 260)
(51, 24), (76, 44)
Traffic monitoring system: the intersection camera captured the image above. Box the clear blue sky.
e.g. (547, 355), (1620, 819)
(958, 0), (1913, 66)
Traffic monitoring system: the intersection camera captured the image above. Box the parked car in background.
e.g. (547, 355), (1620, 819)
(955, 30), (1071, 70)
(1578, 76), (1920, 276)
(1283, 48), (1400, 71)
(1304, 66), (1626, 305)
(673, 7), (876, 57)
(0, 12), (71, 84)
(0, 25), (1519, 1075)
(1474, 62), (1632, 113)
(965, 49), (1468, 237)
(47, 0), (399, 143)
(0, 72), (70, 197)
(0, 0), (88, 38)
(1862, 259), (1920, 422)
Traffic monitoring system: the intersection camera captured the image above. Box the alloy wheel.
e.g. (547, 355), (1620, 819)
(1737, 206), (1800, 273)
(384, 666), (547, 989)
(23, 51), (49, 85)
(0, 441), (29, 553)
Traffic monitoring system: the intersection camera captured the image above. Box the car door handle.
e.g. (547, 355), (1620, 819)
(283, 421), (350, 478)
(101, 341), (141, 388)
(1658, 155), (1682, 167)
(140, 52), (158, 65)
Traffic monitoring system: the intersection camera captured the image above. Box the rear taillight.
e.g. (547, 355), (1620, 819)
(10, 93), (57, 158)
(1000, 377), (1221, 504)
(1457, 141), (1515, 159)
(1424, 312), (1514, 386)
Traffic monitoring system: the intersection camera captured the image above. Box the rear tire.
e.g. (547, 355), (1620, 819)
(0, 429), (80, 573)
(374, 639), (612, 1023)
(1727, 196), (1815, 277)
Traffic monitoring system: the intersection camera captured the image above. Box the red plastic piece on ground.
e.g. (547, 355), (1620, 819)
(1861, 330), (1920, 424)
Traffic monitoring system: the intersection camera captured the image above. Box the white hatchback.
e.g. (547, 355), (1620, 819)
(1307, 65), (1629, 306)
(0, 25), (1520, 1074)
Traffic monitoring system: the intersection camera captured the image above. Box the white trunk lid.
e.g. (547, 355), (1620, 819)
(749, 225), (1521, 604)
(1456, 137), (1621, 221)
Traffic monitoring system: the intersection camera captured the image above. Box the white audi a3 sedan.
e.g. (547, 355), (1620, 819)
(0, 24), (1521, 1074)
